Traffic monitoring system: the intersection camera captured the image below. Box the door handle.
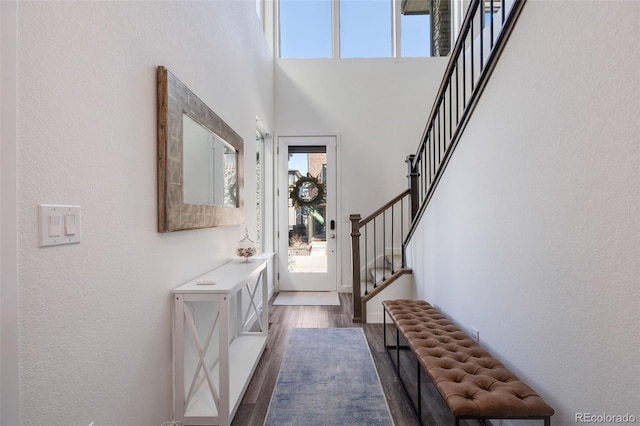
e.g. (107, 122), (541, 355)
(330, 220), (335, 230)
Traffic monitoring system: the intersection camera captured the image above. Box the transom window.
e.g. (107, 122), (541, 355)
(340, 0), (392, 58)
(278, 0), (434, 58)
(279, 0), (332, 58)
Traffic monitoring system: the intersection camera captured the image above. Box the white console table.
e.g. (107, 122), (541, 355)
(172, 253), (274, 426)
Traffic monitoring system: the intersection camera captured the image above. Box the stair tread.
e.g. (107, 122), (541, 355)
(360, 267), (412, 296)
(385, 254), (402, 267)
(370, 266), (398, 282)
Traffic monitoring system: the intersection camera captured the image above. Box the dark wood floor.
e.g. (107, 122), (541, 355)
(232, 293), (480, 426)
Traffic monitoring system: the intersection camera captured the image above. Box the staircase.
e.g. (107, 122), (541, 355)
(366, 252), (403, 287)
(349, 189), (413, 323)
(350, 0), (527, 323)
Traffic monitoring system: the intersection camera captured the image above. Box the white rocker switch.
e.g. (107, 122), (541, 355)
(48, 213), (62, 237)
(64, 214), (77, 235)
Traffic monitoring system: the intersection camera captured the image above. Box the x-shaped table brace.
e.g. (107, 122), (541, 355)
(242, 268), (266, 333)
(183, 302), (221, 411)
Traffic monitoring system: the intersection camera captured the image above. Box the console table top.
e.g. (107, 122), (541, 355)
(172, 252), (274, 294)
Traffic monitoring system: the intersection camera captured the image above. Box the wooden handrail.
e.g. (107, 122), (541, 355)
(359, 189), (410, 227)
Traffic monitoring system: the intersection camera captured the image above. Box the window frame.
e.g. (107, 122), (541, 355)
(277, 0), (433, 59)
(255, 129), (266, 252)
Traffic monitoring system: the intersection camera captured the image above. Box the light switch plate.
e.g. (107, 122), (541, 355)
(39, 204), (81, 247)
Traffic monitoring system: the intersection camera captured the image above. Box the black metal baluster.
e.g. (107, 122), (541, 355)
(437, 105), (441, 166)
(364, 225), (368, 295)
(421, 147), (426, 203)
(491, 0), (495, 48)
(424, 140), (429, 192)
(440, 104), (444, 160)
(400, 197), (405, 267)
(422, 139), (427, 195)
(462, 39), (466, 108)
(383, 210), (387, 280)
(431, 125), (436, 184)
(443, 90), (447, 151)
(470, 18), (475, 91)
(449, 77), (453, 145)
(391, 203), (395, 274)
(480, 2), (484, 71)
(435, 112), (439, 168)
(455, 61), (459, 125)
(373, 217), (377, 288)
(438, 102), (442, 158)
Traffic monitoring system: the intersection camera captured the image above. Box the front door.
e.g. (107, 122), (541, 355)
(278, 136), (337, 291)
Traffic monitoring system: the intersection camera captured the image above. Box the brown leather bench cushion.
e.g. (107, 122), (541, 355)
(383, 299), (554, 418)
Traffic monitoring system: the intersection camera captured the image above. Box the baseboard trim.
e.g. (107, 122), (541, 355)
(366, 312), (385, 324)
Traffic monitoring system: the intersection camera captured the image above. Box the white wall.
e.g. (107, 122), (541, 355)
(407, 1), (640, 424)
(1, 2), (20, 425)
(17, 2), (273, 424)
(275, 58), (448, 291)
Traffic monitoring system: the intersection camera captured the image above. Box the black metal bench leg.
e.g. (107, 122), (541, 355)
(417, 358), (422, 424)
(396, 326), (400, 375)
(383, 311), (387, 347)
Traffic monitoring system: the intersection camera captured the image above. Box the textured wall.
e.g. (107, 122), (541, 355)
(407, 1), (640, 424)
(17, 2), (272, 424)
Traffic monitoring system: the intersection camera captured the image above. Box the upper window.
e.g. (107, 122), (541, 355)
(340, 0), (392, 58)
(279, 0), (434, 58)
(401, 12), (431, 57)
(279, 0), (332, 58)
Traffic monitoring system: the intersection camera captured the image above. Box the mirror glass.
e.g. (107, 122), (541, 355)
(182, 114), (238, 207)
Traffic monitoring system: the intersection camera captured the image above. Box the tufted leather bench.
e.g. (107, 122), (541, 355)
(383, 299), (554, 426)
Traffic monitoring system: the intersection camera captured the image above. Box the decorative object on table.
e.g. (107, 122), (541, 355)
(236, 227), (257, 261)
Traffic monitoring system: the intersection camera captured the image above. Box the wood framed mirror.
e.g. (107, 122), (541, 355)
(157, 66), (244, 232)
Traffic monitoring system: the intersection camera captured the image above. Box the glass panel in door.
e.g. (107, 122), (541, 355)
(288, 148), (327, 273)
(278, 136), (337, 292)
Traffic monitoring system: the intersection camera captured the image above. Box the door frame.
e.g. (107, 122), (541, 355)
(276, 133), (342, 292)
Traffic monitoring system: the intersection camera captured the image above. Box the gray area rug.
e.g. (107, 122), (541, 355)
(265, 328), (394, 426)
